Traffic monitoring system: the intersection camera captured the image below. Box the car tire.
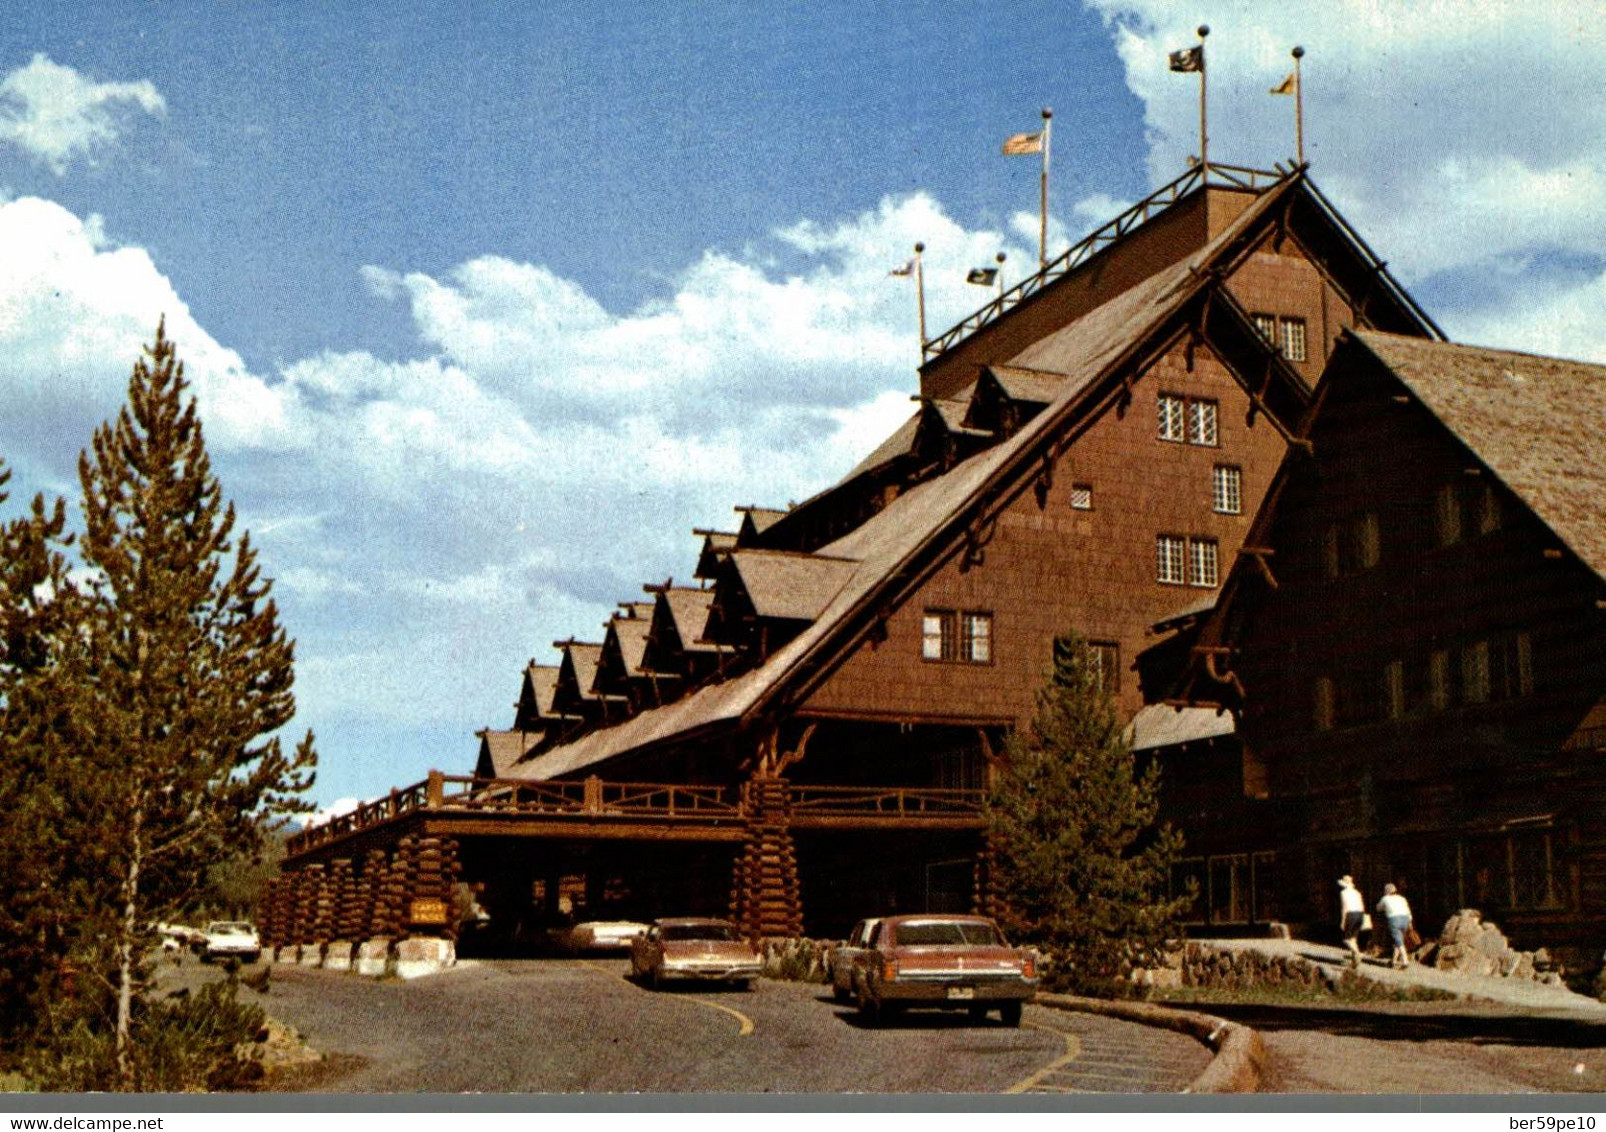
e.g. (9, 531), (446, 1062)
(967, 1005), (988, 1022)
(832, 982), (851, 1002)
(731, 980), (750, 992)
(650, 966), (663, 991)
(857, 991), (881, 1025)
(999, 1001), (1023, 1027)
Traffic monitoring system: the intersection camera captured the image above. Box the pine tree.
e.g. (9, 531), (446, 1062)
(0, 461), (88, 1036)
(985, 632), (1191, 992)
(71, 322), (317, 1086)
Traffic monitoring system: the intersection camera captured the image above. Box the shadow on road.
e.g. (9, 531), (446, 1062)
(1197, 1002), (1606, 1049)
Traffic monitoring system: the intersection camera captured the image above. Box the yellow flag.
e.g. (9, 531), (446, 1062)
(1001, 131), (1044, 156)
(1270, 72), (1296, 95)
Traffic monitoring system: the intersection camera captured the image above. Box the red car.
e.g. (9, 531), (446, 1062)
(854, 914), (1036, 1026)
(629, 918), (761, 990)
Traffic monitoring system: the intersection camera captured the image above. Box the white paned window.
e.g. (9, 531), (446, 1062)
(1212, 465), (1242, 514)
(1281, 317), (1308, 362)
(1157, 394), (1185, 442)
(1189, 538), (1220, 587)
(921, 613), (948, 661)
(1157, 535), (1187, 585)
(1253, 312), (1277, 344)
(962, 613), (992, 663)
(1187, 399), (1219, 446)
(1070, 483), (1093, 510)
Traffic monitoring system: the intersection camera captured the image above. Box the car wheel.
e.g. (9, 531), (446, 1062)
(832, 981), (851, 1003)
(857, 990), (881, 1025)
(731, 979), (750, 992)
(651, 965), (663, 991)
(967, 1005), (988, 1022)
(999, 1001), (1023, 1028)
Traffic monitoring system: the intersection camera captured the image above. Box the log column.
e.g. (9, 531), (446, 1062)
(731, 777), (803, 941)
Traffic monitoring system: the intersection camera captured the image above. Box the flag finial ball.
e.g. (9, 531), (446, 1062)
(1292, 45), (1305, 58)
(1042, 106), (1053, 119)
(1197, 24), (1209, 38)
(996, 252), (1006, 265)
(915, 242), (925, 253)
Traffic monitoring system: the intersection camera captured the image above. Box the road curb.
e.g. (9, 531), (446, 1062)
(1034, 992), (1268, 1094)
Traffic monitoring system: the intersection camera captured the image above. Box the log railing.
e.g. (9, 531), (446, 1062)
(921, 162), (1287, 361)
(286, 772), (987, 855)
(788, 784), (986, 818)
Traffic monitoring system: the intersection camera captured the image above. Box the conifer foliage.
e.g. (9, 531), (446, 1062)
(985, 632), (1191, 991)
(0, 323), (317, 1087)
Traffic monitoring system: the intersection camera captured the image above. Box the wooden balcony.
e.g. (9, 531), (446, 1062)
(284, 771), (986, 861)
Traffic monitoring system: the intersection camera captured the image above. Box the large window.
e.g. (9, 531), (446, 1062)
(1280, 317), (1308, 363)
(921, 609), (993, 664)
(1157, 394), (1218, 446)
(1158, 535), (1218, 587)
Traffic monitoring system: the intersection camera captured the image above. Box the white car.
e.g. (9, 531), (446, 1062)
(201, 921), (261, 963)
(555, 920), (649, 954)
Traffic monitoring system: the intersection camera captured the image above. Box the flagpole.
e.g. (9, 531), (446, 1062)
(914, 242), (927, 356)
(1039, 107), (1052, 269)
(1197, 25), (1210, 177)
(1292, 45), (1305, 165)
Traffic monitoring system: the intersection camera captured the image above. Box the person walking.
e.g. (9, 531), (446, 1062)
(1338, 875), (1366, 968)
(1377, 883), (1414, 969)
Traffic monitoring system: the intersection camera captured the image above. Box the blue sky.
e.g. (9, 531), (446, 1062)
(1, 2), (1602, 813)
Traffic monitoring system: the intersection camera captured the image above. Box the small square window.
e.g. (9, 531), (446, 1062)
(1188, 399), (1218, 446)
(1280, 318), (1308, 363)
(1189, 538), (1219, 587)
(922, 609), (991, 664)
(1157, 535), (1187, 585)
(1086, 640), (1120, 693)
(1157, 395), (1185, 442)
(1253, 312), (1277, 345)
(1212, 465), (1242, 514)
(1070, 483), (1093, 511)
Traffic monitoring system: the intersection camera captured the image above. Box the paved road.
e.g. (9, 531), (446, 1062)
(233, 958), (1210, 1094)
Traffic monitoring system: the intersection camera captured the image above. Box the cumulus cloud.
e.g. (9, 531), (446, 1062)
(0, 54), (165, 174)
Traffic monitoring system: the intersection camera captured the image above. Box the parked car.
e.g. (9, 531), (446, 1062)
(824, 917), (880, 1001)
(629, 918), (761, 990)
(200, 921), (261, 963)
(157, 923), (204, 953)
(554, 920), (649, 954)
(854, 914), (1036, 1026)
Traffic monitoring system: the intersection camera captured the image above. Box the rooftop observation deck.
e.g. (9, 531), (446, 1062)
(920, 162), (1289, 364)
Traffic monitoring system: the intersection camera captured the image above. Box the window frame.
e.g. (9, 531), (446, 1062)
(1069, 482), (1094, 511)
(1212, 464), (1242, 515)
(1156, 534), (1188, 585)
(920, 608), (994, 666)
(1280, 317), (1308, 363)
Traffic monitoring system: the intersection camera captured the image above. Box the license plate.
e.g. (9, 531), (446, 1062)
(947, 986), (974, 1000)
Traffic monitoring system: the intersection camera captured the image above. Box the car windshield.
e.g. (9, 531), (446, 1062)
(892, 921), (1002, 946)
(661, 923), (736, 942)
(208, 923), (253, 933)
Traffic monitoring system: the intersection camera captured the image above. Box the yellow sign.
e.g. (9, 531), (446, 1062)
(408, 898), (448, 926)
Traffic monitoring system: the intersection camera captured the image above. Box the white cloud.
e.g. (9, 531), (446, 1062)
(0, 54), (165, 175)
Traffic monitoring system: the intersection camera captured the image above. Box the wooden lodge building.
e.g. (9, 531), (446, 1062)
(269, 161), (1602, 961)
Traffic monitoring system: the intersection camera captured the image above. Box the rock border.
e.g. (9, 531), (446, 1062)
(1034, 992), (1268, 1094)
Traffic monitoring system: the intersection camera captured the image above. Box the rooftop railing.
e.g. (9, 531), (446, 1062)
(921, 162), (1288, 362)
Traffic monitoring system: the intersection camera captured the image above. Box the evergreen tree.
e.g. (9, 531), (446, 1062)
(985, 632), (1191, 992)
(0, 462), (87, 1035)
(69, 322), (317, 1085)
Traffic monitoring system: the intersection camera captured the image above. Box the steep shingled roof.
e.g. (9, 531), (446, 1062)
(476, 729), (543, 777)
(1351, 330), (1606, 580)
(729, 550), (860, 622)
(508, 177), (1305, 782)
